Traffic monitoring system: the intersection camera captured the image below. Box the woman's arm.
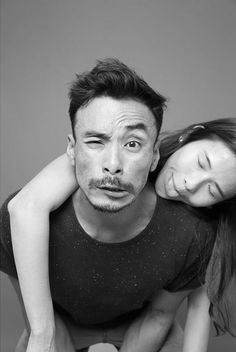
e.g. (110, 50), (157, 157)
(8, 154), (77, 351)
(120, 289), (190, 352)
(183, 285), (211, 352)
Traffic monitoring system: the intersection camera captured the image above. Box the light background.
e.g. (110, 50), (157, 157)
(0, 0), (236, 351)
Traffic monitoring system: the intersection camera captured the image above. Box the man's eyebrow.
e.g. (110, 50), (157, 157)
(84, 131), (111, 140)
(125, 123), (148, 133)
(84, 123), (148, 138)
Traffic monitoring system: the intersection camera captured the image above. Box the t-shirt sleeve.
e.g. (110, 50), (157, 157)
(0, 193), (18, 278)
(165, 218), (216, 292)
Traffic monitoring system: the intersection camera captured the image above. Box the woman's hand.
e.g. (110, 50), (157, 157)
(15, 328), (57, 352)
(26, 332), (57, 352)
(25, 311), (76, 352)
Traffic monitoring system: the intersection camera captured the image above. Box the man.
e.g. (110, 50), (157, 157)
(0, 59), (214, 351)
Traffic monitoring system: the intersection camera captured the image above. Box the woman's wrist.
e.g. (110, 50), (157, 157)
(30, 323), (55, 343)
(28, 329), (56, 352)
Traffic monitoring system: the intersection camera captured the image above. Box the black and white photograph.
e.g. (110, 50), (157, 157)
(0, 1), (236, 351)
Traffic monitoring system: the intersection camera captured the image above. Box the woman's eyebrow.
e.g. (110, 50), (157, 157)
(204, 151), (211, 168)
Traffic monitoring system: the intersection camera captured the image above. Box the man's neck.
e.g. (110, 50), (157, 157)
(72, 183), (157, 243)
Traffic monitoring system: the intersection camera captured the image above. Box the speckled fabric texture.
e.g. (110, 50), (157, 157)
(0, 192), (215, 328)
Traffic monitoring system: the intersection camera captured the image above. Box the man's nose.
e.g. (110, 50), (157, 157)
(102, 146), (123, 176)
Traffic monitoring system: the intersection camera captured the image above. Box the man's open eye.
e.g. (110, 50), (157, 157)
(125, 141), (141, 149)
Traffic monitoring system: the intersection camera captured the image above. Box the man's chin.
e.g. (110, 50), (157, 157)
(87, 198), (134, 214)
(92, 204), (124, 213)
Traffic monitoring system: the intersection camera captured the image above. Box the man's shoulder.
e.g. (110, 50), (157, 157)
(154, 195), (195, 220)
(49, 195), (76, 230)
(152, 195), (215, 242)
(155, 195), (212, 222)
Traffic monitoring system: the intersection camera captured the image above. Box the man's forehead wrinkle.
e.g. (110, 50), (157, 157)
(114, 106), (155, 120)
(77, 114), (154, 130)
(113, 111), (157, 135)
(74, 97), (157, 137)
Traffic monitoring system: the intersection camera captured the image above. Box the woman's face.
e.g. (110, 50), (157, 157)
(156, 138), (236, 207)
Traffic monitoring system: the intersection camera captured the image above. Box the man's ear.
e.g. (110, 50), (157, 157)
(67, 134), (76, 166)
(150, 139), (160, 172)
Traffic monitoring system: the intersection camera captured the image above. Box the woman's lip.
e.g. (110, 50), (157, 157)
(168, 173), (183, 197)
(171, 174), (179, 193)
(164, 172), (177, 197)
(172, 175), (188, 199)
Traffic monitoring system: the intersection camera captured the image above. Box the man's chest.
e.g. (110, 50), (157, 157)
(48, 224), (180, 324)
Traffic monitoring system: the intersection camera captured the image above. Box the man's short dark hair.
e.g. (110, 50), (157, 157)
(68, 58), (167, 138)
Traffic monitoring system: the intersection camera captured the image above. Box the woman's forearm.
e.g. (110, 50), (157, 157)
(120, 289), (190, 352)
(183, 286), (210, 352)
(8, 154), (78, 338)
(120, 308), (173, 352)
(10, 206), (55, 337)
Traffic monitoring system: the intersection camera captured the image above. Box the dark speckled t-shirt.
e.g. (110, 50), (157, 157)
(0, 192), (215, 328)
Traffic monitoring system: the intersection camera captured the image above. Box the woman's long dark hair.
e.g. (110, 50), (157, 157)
(153, 117), (236, 335)
(207, 198), (236, 335)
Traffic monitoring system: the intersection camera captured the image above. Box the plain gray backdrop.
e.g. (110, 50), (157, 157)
(0, 0), (236, 351)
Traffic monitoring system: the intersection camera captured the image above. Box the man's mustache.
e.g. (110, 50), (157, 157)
(88, 177), (135, 194)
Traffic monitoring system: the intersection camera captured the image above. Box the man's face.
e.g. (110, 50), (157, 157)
(68, 96), (159, 212)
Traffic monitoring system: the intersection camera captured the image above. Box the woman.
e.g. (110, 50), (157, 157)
(5, 117), (236, 351)
(156, 118), (236, 336)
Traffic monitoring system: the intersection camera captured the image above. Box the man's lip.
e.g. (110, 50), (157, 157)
(98, 186), (126, 192)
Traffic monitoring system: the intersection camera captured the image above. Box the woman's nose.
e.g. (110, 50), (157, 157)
(184, 173), (208, 192)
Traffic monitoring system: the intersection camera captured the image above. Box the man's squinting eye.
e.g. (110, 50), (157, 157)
(86, 140), (103, 147)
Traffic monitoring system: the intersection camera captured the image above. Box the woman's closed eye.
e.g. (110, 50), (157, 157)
(208, 184), (215, 198)
(198, 156), (205, 169)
